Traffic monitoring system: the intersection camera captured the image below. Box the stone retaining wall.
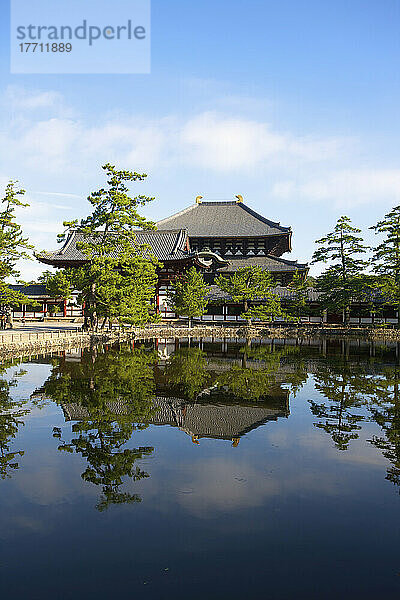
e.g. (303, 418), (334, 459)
(1, 324), (400, 360)
(0, 330), (113, 361)
(131, 324), (400, 341)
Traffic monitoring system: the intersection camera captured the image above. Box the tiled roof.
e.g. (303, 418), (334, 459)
(157, 201), (291, 237)
(9, 284), (48, 297)
(37, 229), (193, 265)
(218, 255), (308, 273)
(60, 396), (288, 440)
(208, 285), (320, 302)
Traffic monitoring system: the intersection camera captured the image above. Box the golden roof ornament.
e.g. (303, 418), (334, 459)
(235, 194), (243, 203)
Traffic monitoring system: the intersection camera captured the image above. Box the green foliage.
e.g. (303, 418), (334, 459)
(0, 284), (29, 311)
(164, 347), (211, 400)
(39, 269), (73, 300)
(167, 267), (209, 327)
(0, 361), (30, 479)
(44, 346), (157, 510)
(310, 358), (368, 450)
(57, 164), (161, 328)
(312, 216), (368, 321)
(217, 344), (306, 401)
(73, 253), (160, 326)
(370, 205), (400, 323)
(216, 266), (288, 325)
(370, 205), (400, 279)
(0, 181), (33, 310)
(363, 367), (400, 489)
(286, 271), (312, 319)
(59, 163), (156, 244)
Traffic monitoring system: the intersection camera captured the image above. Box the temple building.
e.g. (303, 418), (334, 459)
(33, 195), (308, 321)
(37, 197), (307, 286)
(157, 196), (308, 286)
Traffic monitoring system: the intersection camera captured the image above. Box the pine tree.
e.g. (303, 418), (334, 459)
(167, 266), (209, 328)
(370, 205), (400, 326)
(312, 216), (368, 324)
(286, 270), (311, 320)
(215, 266), (288, 326)
(39, 269), (73, 302)
(0, 181), (33, 314)
(54, 164), (160, 329)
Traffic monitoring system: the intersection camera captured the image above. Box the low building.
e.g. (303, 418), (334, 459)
(36, 196), (309, 320)
(8, 284), (82, 319)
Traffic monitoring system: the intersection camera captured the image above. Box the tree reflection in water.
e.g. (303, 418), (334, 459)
(0, 361), (29, 479)
(366, 366), (400, 490)
(163, 347), (211, 400)
(310, 358), (368, 450)
(44, 346), (157, 511)
(162, 342), (308, 402)
(34, 337), (400, 503)
(308, 347), (400, 491)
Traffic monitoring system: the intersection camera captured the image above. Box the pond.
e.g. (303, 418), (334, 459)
(0, 337), (400, 599)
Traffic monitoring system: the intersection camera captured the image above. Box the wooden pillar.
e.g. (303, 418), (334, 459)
(156, 285), (160, 314)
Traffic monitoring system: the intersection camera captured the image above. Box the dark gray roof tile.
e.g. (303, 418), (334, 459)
(218, 255), (308, 273)
(208, 285), (320, 302)
(38, 229), (193, 265)
(9, 284), (48, 297)
(157, 201), (290, 237)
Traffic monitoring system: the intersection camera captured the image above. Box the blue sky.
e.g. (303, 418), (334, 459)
(1, 0), (400, 279)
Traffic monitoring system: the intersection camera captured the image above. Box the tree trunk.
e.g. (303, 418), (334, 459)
(188, 317), (192, 329)
(244, 300), (252, 326)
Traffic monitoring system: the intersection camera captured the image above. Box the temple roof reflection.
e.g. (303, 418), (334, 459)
(59, 394), (289, 445)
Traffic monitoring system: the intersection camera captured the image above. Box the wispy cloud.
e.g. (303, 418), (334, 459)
(273, 169), (400, 208)
(0, 85), (398, 279)
(180, 111), (346, 171)
(4, 85), (69, 113)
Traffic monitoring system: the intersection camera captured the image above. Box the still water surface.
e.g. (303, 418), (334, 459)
(1, 337), (400, 599)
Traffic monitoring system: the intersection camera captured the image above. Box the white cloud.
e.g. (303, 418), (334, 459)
(273, 169), (400, 208)
(180, 111), (344, 171)
(0, 89), (347, 181)
(1, 85), (399, 279)
(4, 85), (66, 112)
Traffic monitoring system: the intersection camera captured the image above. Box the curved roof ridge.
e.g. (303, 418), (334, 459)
(172, 229), (188, 254)
(157, 201), (291, 238)
(201, 201), (237, 206)
(37, 229), (193, 266)
(157, 204), (197, 226)
(265, 253), (308, 268)
(239, 203), (290, 232)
